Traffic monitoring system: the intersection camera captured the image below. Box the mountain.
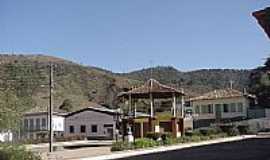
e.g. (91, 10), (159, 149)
(119, 66), (251, 97)
(0, 54), (139, 111)
(0, 54), (251, 112)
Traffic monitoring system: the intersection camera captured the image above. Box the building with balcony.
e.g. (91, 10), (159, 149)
(190, 89), (255, 128)
(22, 111), (65, 140)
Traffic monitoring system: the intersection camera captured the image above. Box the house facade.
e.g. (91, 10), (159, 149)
(22, 111), (65, 140)
(64, 107), (119, 140)
(190, 89), (254, 128)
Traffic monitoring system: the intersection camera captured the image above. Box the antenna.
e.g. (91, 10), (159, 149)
(149, 60), (154, 79)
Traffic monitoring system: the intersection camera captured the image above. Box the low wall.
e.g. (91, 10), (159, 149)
(234, 118), (270, 131)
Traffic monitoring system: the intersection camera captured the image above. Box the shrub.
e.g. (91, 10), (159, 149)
(134, 138), (158, 149)
(161, 132), (172, 141)
(190, 135), (201, 142)
(162, 137), (178, 145)
(209, 133), (227, 139)
(146, 132), (162, 141)
(219, 125), (239, 136)
(229, 127), (240, 136)
(200, 127), (221, 136)
(0, 144), (41, 160)
(178, 136), (192, 143)
(237, 125), (249, 135)
(185, 130), (202, 137)
(111, 141), (132, 151)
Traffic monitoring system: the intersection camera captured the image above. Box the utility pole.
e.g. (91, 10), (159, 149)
(49, 63), (54, 152)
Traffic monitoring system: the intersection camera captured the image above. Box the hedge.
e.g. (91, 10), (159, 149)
(0, 144), (41, 160)
(111, 133), (229, 152)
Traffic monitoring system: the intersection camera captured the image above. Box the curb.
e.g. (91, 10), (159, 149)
(78, 135), (256, 160)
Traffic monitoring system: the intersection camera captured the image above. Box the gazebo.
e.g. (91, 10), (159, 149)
(117, 79), (185, 139)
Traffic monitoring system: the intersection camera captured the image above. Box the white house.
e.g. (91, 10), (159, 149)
(22, 111), (65, 140)
(190, 89), (255, 128)
(64, 107), (119, 140)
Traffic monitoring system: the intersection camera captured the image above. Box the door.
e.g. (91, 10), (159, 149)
(107, 128), (114, 139)
(215, 104), (222, 122)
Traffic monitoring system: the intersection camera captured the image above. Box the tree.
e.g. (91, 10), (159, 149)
(59, 99), (73, 112)
(249, 57), (270, 107)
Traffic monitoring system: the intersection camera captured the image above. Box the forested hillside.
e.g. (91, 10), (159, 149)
(0, 54), (252, 113)
(119, 66), (251, 97)
(0, 54), (138, 112)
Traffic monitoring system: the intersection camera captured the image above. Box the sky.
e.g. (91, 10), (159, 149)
(0, 0), (270, 73)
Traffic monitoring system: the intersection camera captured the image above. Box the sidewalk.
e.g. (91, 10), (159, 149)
(77, 135), (256, 160)
(26, 140), (113, 150)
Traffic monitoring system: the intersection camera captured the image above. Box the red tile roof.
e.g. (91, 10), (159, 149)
(190, 89), (253, 101)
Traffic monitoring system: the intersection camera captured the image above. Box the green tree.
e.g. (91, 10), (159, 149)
(249, 57), (270, 107)
(59, 99), (73, 112)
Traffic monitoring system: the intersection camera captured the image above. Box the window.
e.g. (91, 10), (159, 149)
(195, 105), (200, 114)
(207, 104), (214, 113)
(237, 103), (243, 112)
(104, 124), (113, 127)
(41, 118), (46, 129)
(80, 125), (86, 133)
(36, 118), (40, 130)
(223, 104), (229, 113)
(69, 126), (74, 133)
(29, 119), (34, 131)
(201, 105), (208, 113)
(24, 119), (28, 130)
(200, 104), (213, 114)
(91, 125), (97, 133)
(230, 103), (236, 112)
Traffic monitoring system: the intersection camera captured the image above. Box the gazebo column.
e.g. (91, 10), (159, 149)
(172, 93), (176, 117)
(181, 89), (185, 118)
(140, 122), (144, 138)
(129, 93), (132, 115)
(149, 92), (156, 132)
(180, 90), (185, 136)
(150, 93), (154, 117)
(171, 93), (179, 138)
(127, 93), (134, 142)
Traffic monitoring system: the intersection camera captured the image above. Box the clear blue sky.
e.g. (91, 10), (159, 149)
(1, 0), (270, 72)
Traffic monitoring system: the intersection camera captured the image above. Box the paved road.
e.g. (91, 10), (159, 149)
(117, 138), (270, 160)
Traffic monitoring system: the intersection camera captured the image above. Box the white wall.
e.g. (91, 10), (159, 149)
(0, 131), (12, 142)
(52, 116), (65, 131)
(65, 110), (116, 138)
(22, 113), (65, 139)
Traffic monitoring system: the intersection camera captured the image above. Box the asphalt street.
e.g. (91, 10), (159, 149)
(116, 138), (270, 160)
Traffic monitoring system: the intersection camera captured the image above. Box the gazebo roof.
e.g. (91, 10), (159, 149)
(253, 7), (270, 39)
(117, 79), (184, 99)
